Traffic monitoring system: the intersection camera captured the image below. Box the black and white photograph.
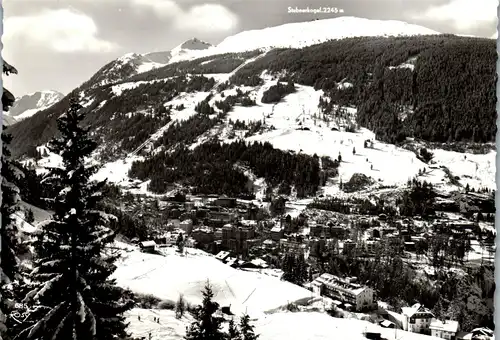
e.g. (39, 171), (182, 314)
(0, 0), (497, 339)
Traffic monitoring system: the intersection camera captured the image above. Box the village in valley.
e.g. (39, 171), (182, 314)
(121, 187), (495, 340)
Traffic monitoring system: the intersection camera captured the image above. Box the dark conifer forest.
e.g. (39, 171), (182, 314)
(230, 35), (496, 144)
(129, 140), (338, 198)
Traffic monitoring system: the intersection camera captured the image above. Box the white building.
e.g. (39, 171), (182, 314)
(139, 240), (157, 253)
(430, 319), (459, 340)
(401, 303), (434, 334)
(311, 273), (374, 311)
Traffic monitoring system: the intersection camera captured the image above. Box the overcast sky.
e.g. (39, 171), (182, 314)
(2, 0), (498, 96)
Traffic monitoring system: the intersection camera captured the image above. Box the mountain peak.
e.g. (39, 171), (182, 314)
(174, 38), (213, 51)
(4, 90), (64, 124)
(213, 16), (440, 54)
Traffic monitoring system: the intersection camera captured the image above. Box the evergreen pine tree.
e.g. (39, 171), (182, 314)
(185, 280), (225, 340)
(280, 253), (296, 283)
(226, 318), (240, 340)
(1, 60), (22, 340)
(238, 314), (258, 340)
(292, 253), (308, 286)
(1, 125), (21, 282)
(18, 100), (134, 340)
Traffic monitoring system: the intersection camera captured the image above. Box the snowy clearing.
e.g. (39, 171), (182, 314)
(112, 245), (313, 317)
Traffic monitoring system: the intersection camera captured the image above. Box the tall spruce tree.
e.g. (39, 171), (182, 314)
(185, 281), (225, 340)
(292, 253), (308, 286)
(1, 60), (22, 340)
(281, 253), (296, 283)
(17, 100), (133, 340)
(238, 314), (258, 340)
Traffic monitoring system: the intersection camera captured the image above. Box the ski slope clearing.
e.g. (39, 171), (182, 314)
(125, 308), (441, 340)
(219, 79), (495, 192)
(24, 77), (495, 195)
(125, 308), (192, 340)
(112, 246), (313, 317)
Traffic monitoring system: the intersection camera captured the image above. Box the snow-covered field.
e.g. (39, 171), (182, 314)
(117, 247), (442, 340)
(214, 78), (495, 192)
(255, 312), (441, 340)
(125, 308), (192, 340)
(112, 245), (313, 317)
(125, 308), (442, 340)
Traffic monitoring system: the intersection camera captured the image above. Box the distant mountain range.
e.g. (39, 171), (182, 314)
(79, 17), (441, 90)
(3, 90), (64, 125)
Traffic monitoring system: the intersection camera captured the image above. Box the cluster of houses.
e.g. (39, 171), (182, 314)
(398, 304), (493, 340)
(308, 274), (491, 340)
(142, 194), (493, 266)
(131, 194), (493, 340)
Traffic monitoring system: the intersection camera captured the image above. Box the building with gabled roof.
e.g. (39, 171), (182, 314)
(401, 303), (434, 334)
(215, 250), (230, 262)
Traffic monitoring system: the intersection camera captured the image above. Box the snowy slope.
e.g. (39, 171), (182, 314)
(168, 16), (441, 63)
(25, 75), (495, 197)
(112, 246), (313, 317)
(255, 312), (441, 340)
(126, 308), (193, 340)
(4, 90), (64, 123)
(117, 245), (442, 340)
(125, 308), (442, 340)
(208, 77), (495, 193)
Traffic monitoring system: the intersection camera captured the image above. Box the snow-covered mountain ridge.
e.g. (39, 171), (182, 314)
(83, 17), (440, 89)
(3, 90), (64, 124)
(209, 16), (440, 54)
(84, 38), (214, 89)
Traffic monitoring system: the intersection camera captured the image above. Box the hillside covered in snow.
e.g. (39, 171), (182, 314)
(115, 244), (443, 340)
(7, 27), (495, 197)
(3, 90), (64, 124)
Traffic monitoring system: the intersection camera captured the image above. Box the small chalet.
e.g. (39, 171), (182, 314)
(139, 240), (157, 253)
(379, 320), (396, 329)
